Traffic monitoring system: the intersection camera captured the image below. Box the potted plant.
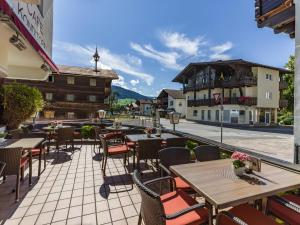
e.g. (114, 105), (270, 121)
(186, 140), (198, 160)
(0, 132), (6, 142)
(80, 125), (93, 139)
(144, 127), (153, 138)
(231, 151), (250, 176)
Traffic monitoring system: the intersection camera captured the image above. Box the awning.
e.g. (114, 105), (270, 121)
(0, 1), (59, 73)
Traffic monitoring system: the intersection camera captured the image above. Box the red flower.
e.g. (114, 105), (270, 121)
(231, 151), (250, 161)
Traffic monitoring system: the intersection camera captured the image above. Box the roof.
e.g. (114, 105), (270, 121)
(173, 59), (292, 83)
(57, 65), (119, 80)
(158, 89), (185, 99)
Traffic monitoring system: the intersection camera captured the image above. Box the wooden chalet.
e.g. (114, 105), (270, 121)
(255, 0), (295, 38)
(4, 65), (118, 119)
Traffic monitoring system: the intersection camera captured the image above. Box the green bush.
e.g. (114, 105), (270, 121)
(80, 125), (93, 139)
(186, 140), (198, 160)
(1, 83), (44, 130)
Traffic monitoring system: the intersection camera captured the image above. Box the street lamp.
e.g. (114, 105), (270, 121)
(169, 112), (181, 131)
(93, 47), (100, 72)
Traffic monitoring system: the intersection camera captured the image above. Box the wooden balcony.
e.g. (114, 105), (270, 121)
(279, 99), (288, 108)
(255, 0), (295, 38)
(279, 80), (288, 89)
(187, 97), (257, 107)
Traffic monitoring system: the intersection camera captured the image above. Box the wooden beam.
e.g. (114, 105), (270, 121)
(274, 21), (295, 34)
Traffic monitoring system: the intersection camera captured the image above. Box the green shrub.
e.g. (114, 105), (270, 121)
(281, 117), (293, 125)
(80, 125), (93, 139)
(1, 83), (44, 130)
(186, 140), (198, 160)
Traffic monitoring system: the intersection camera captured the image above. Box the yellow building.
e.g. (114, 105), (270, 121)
(173, 59), (290, 125)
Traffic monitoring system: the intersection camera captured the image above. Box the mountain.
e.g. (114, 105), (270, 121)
(111, 85), (152, 100)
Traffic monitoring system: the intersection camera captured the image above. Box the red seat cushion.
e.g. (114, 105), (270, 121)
(108, 145), (129, 155)
(267, 195), (300, 225)
(174, 177), (192, 190)
(218, 204), (278, 225)
(31, 148), (45, 156)
(73, 131), (81, 138)
(160, 190), (208, 225)
(126, 142), (136, 148)
(20, 157), (29, 168)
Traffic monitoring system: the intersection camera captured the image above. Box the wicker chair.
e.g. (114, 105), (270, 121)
(165, 137), (187, 148)
(133, 170), (208, 225)
(0, 148), (30, 202)
(55, 127), (75, 153)
(266, 195), (300, 225)
(100, 135), (130, 176)
(158, 147), (194, 193)
(194, 145), (221, 162)
(216, 204), (277, 225)
(0, 161), (5, 176)
(137, 139), (162, 170)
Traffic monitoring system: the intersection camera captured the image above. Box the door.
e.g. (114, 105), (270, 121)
(265, 112), (270, 124)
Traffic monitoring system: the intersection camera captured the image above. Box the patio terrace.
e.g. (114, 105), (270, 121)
(0, 145), (145, 225)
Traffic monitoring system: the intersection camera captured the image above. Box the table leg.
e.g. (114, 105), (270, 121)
(205, 200), (213, 225)
(38, 146), (42, 177)
(29, 150), (32, 186)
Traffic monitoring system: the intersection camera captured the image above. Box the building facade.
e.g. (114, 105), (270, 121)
(4, 65), (118, 119)
(137, 100), (153, 116)
(173, 59), (290, 125)
(0, 0), (58, 80)
(157, 89), (186, 117)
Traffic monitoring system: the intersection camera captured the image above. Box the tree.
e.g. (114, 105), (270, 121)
(108, 91), (119, 115)
(283, 55), (295, 112)
(0, 83), (44, 129)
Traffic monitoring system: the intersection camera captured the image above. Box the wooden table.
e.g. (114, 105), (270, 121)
(126, 133), (180, 142)
(1, 138), (45, 182)
(170, 159), (300, 225)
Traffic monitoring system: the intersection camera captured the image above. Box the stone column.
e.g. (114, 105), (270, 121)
(294, 0), (300, 163)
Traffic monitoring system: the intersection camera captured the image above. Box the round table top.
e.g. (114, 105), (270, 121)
(42, 125), (72, 131)
(106, 126), (130, 131)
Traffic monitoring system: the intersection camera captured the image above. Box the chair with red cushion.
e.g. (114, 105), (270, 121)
(158, 147), (195, 193)
(100, 135), (129, 176)
(0, 148), (31, 202)
(266, 195), (300, 225)
(133, 170), (208, 225)
(216, 204), (278, 225)
(30, 141), (47, 176)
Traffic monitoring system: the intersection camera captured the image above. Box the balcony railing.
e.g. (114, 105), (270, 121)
(279, 80), (288, 89)
(255, 0), (286, 17)
(279, 99), (288, 108)
(187, 97), (257, 107)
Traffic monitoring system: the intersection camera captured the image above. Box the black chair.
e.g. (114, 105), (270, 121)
(137, 139), (162, 170)
(194, 145), (220, 162)
(165, 137), (187, 148)
(55, 127), (75, 153)
(158, 147), (195, 193)
(133, 170), (208, 225)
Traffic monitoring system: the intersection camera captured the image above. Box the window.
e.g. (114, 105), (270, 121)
(67, 77), (75, 85)
(67, 112), (75, 119)
(170, 101), (174, 106)
(208, 110), (211, 120)
(203, 94), (206, 100)
(179, 102), (182, 107)
(266, 91), (272, 100)
(249, 111), (253, 122)
(66, 94), (75, 102)
(88, 95), (96, 102)
(44, 111), (55, 119)
(193, 110), (198, 117)
(90, 79), (96, 86)
(45, 93), (53, 101)
(215, 110), (220, 121)
(201, 110), (205, 120)
(48, 75), (54, 83)
(232, 93), (237, 98)
(266, 74), (272, 81)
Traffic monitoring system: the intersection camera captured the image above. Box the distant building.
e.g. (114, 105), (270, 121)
(137, 99), (153, 116)
(173, 59), (290, 125)
(157, 89), (186, 117)
(4, 65), (118, 119)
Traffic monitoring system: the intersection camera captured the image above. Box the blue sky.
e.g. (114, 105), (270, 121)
(53, 0), (295, 97)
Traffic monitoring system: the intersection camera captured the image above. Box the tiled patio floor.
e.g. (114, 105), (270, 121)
(0, 145), (143, 225)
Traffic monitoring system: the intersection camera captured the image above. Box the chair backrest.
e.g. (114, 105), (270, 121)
(0, 148), (22, 175)
(165, 137), (187, 148)
(137, 139), (162, 160)
(92, 126), (101, 140)
(194, 145), (220, 162)
(159, 147), (191, 169)
(57, 127), (75, 145)
(7, 129), (24, 139)
(0, 161), (5, 176)
(132, 170), (165, 225)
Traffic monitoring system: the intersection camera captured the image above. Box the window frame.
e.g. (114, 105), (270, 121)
(90, 78), (97, 87)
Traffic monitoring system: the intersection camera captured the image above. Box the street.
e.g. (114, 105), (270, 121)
(160, 119), (294, 163)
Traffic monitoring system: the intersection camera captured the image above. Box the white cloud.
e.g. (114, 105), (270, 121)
(130, 42), (182, 70)
(130, 79), (139, 86)
(209, 41), (233, 60)
(53, 41), (154, 85)
(160, 31), (204, 56)
(112, 75), (128, 89)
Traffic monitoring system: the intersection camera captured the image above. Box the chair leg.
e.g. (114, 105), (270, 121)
(103, 156), (108, 176)
(38, 150), (42, 177)
(3, 175), (6, 183)
(16, 169), (20, 202)
(138, 212), (142, 225)
(20, 167), (24, 182)
(44, 150), (46, 170)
